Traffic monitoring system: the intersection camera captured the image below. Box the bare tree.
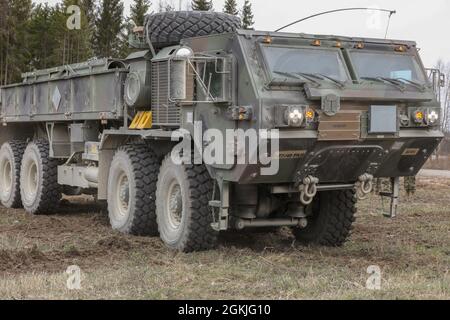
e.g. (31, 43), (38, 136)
(158, 0), (176, 12)
(435, 60), (450, 132)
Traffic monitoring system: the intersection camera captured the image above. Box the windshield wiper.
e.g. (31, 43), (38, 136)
(361, 77), (405, 92)
(395, 78), (426, 91)
(273, 71), (321, 87)
(314, 73), (346, 89)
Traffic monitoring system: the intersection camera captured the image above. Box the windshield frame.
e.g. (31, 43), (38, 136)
(258, 43), (352, 85)
(348, 49), (428, 85)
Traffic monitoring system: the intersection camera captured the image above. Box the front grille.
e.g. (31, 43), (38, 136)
(151, 61), (180, 126)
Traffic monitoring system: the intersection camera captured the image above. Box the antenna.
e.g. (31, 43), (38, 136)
(275, 7), (397, 33)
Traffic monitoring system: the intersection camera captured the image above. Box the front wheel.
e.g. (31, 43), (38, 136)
(292, 190), (357, 247)
(156, 155), (218, 252)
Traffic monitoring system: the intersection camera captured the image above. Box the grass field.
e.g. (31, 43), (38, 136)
(425, 157), (450, 171)
(0, 177), (449, 300)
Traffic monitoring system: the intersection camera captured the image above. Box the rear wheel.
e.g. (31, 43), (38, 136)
(292, 190), (357, 247)
(156, 155), (218, 252)
(107, 144), (160, 236)
(20, 141), (61, 214)
(0, 141), (27, 208)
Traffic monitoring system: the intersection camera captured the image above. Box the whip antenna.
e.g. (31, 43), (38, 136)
(275, 7), (396, 33)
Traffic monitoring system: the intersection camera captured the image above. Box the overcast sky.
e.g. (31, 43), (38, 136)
(36, 0), (450, 67)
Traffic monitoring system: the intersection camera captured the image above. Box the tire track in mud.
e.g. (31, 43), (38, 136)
(0, 197), (165, 276)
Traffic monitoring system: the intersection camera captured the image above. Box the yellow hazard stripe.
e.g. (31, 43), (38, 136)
(130, 111), (152, 129)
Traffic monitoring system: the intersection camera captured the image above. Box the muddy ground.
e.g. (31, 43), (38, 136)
(0, 177), (449, 300)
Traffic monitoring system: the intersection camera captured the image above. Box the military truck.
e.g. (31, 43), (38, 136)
(0, 11), (444, 252)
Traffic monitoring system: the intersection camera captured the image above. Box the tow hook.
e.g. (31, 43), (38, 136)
(356, 174), (374, 200)
(299, 176), (319, 205)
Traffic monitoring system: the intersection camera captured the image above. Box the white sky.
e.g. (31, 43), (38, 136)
(36, 0), (450, 67)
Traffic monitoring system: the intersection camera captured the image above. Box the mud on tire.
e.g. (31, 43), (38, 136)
(293, 190), (357, 247)
(108, 144), (160, 236)
(145, 11), (242, 49)
(156, 155), (218, 252)
(0, 141), (27, 208)
(20, 141), (61, 215)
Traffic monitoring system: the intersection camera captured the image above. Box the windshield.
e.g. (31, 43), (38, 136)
(262, 46), (350, 82)
(350, 51), (426, 83)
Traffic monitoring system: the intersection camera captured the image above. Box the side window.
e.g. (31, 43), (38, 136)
(194, 57), (231, 102)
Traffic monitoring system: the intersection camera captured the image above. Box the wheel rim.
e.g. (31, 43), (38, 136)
(0, 157), (13, 199)
(165, 179), (183, 229)
(23, 160), (39, 203)
(115, 171), (130, 219)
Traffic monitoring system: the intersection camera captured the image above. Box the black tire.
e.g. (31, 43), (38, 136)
(156, 155), (218, 252)
(0, 141), (27, 208)
(107, 144), (160, 236)
(145, 11), (242, 49)
(293, 190), (357, 247)
(20, 141), (61, 215)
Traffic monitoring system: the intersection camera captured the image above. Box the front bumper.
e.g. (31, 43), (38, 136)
(235, 129), (443, 184)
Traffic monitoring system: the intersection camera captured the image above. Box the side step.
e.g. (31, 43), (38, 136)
(379, 177), (400, 218)
(209, 181), (230, 232)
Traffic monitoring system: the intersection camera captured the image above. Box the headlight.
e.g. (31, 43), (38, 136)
(305, 109), (315, 122)
(413, 110), (425, 124)
(427, 110), (439, 125)
(409, 108), (440, 127)
(174, 47), (194, 60)
(285, 107), (304, 127)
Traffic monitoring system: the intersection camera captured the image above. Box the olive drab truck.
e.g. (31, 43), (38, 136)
(0, 11), (445, 252)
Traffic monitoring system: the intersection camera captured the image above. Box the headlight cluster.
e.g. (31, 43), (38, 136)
(280, 106), (315, 128)
(286, 108), (304, 127)
(409, 108), (440, 127)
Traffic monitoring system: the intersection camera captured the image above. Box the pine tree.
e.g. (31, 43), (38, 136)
(223, 0), (238, 15)
(241, 0), (254, 29)
(191, 0), (213, 11)
(0, 0), (9, 84)
(81, 0), (96, 43)
(27, 4), (60, 70)
(94, 0), (125, 58)
(130, 0), (150, 26)
(56, 0), (94, 65)
(2, 0), (33, 84)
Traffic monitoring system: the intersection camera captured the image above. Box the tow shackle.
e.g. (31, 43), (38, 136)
(299, 176), (319, 205)
(356, 174), (374, 200)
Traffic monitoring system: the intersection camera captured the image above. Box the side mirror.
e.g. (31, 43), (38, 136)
(440, 74), (446, 87)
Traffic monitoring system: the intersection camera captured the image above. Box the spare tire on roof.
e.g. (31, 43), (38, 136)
(144, 11), (242, 49)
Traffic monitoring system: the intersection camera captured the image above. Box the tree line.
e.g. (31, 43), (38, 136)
(0, 0), (255, 85)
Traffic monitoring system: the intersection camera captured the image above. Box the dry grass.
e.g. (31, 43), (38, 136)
(424, 156), (450, 170)
(0, 177), (449, 300)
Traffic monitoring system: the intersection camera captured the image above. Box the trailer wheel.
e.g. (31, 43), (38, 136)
(156, 155), (218, 252)
(107, 144), (160, 236)
(293, 190), (357, 247)
(20, 141), (61, 214)
(145, 11), (242, 49)
(0, 141), (27, 208)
